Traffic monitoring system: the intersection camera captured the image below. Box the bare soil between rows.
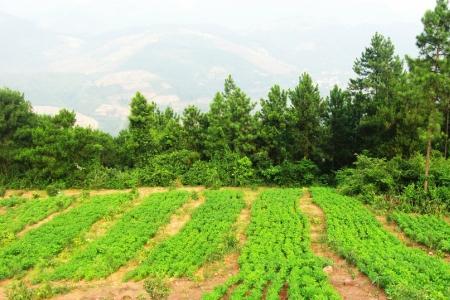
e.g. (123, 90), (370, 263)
(299, 190), (387, 300)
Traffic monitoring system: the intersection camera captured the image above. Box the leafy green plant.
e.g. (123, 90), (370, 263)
(49, 191), (190, 280)
(0, 196), (26, 208)
(126, 190), (244, 280)
(311, 187), (450, 299)
(5, 281), (33, 300)
(143, 276), (170, 300)
(5, 281), (70, 300)
(0, 196), (76, 245)
(0, 193), (133, 279)
(203, 189), (339, 299)
(45, 184), (61, 197)
(389, 211), (450, 253)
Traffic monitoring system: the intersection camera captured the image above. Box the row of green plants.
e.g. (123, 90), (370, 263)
(389, 212), (450, 253)
(126, 190), (245, 280)
(0, 195), (75, 246)
(46, 191), (191, 280)
(0, 192), (134, 280)
(0, 196), (27, 207)
(311, 187), (450, 300)
(203, 188), (339, 300)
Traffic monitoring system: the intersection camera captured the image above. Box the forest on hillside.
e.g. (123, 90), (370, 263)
(1, 0), (450, 214)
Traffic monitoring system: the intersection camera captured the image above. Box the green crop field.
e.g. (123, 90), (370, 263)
(1, 187), (448, 300)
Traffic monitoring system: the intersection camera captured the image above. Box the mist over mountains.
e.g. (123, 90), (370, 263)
(0, 10), (422, 134)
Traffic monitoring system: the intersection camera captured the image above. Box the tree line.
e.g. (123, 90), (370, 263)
(1, 1), (449, 207)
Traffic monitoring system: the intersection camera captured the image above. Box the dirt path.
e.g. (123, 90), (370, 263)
(375, 214), (450, 263)
(50, 189), (206, 300)
(299, 190), (387, 300)
(167, 188), (261, 300)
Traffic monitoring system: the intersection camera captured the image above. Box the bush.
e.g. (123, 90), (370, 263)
(337, 155), (395, 198)
(337, 153), (450, 213)
(5, 281), (70, 300)
(6, 281), (33, 300)
(262, 159), (319, 186)
(46, 183), (64, 197)
(143, 277), (170, 300)
(210, 152), (255, 186)
(182, 161), (222, 187)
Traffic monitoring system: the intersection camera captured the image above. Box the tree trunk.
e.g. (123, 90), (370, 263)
(445, 103), (449, 159)
(424, 127), (432, 192)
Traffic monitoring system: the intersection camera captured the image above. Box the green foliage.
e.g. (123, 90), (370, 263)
(143, 276), (170, 300)
(5, 281), (33, 300)
(337, 153), (450, 212)
(261, 159), (319, 186)
(5, 281), (70, 300)
(203, 188), (339, 300)
(126, 190), (245, 280)
(0, 196), (26, 208)
(205, 76), (256, 158)
(0, 186), (6, 197)
(182, 161), (222, 187)
(389, 211), (450, 252)
(288, 73), (327, 161)
(0, 193), (133, 279)
(311, 187), (450, 299)
(0, 196), (75, 246)
(45, 183), (63, 197)
(49, 191), (189, 280)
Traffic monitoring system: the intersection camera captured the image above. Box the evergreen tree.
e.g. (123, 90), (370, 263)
(324, 86), (355, 170)
(412, 0), (450, 191)
(182, 105), (207, 155)
(349, 32), (404, 157)
(288, 73), (326, 162)
(257, 85), (291, 165)
(205, 75), (256, 157)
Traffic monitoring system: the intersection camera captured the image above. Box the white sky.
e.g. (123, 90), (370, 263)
(0, 0), (437, 35)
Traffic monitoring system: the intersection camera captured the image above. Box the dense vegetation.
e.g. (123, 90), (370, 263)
(0, 0), (449, 213)
(204, 189), (339, 300)
(0, 195), (75, 246)
(311, 187), (450, 300)
(126, 190), (245, 280)
(389, 211), (450, 252)
(0, 192), (134, 279)
(48, 190), (190, 280)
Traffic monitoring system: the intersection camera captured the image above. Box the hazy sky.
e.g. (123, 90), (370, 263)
(0, 0), (436, 35)
(0, 0), (440, 133)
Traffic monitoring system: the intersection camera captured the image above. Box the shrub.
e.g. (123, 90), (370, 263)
(210, 152), (255, 186)
(6, 281), (33, 300)
(182, 161), (222, 187)
(337, 153), (450, 213)
(261, 159), (318, 186)
(143, 277), (170, 300)
(46, 183), (64, 197)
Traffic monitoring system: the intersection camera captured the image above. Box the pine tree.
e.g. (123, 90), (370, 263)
(412, 0), (450, 191)
(349, 32), (404, 157)
(288, 73), (326, 162)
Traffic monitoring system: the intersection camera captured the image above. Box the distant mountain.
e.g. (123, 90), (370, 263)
(0, 12), (420, 134)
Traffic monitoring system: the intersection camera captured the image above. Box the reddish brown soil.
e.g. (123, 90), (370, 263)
(300, 190), (387, 300)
